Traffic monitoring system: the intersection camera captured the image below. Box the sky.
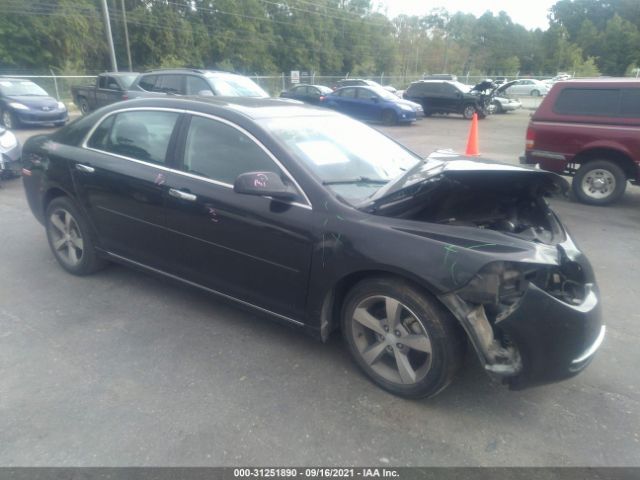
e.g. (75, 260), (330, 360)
(377, 0), (557, 31)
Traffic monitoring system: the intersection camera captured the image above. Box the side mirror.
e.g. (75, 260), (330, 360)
(233, 172), (297, 200)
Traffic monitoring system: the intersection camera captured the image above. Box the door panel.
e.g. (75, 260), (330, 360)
(163, 114), (314, 318)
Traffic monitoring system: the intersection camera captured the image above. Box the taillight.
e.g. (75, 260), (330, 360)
(319, 96), (325, 101)
(525, 126), (535, 150)
(122, 94), (129, 100)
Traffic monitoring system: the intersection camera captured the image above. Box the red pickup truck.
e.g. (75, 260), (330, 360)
(521, 79), (640, 205)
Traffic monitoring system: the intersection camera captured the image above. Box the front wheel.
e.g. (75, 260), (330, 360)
(45, 196), (106, 275)
(530, 89), (540, 97)
(462, 104), (476, 119)
(381, 109), (397, 125)
(572, 160), (627, 205)
(1, 110), (18, 129)
(78, 97), (90, 116)
(341, 277), (464, 398)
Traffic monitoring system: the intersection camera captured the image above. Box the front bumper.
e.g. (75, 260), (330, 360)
(501, 101), (521, 111)
(498, 282), (604, 389)
(15, 109), (68, 126)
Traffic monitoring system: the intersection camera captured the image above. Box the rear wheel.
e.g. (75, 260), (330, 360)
(572, 160), (627, 205)
(78, 97), (90, 116)
(341, 277), (463, 398)
(530, 89), (540, 97)
(45, 196), (106, 275)
(381, 109), (397, 125)
(462, 104), (476, 119)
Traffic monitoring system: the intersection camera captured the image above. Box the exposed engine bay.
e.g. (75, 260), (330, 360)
(373, 170), (565, 244)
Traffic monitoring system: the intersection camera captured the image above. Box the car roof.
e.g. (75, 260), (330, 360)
(101, 96), (335, 120)
(101, 72), (140, 77)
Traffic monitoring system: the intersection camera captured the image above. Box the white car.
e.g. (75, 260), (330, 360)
(499, 79), (549, 97)
(489, 96), (522, 114)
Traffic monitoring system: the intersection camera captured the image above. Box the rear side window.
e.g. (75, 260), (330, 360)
(554, 88), (619, 116)
(138, 75), (157, 92)
(620, 89), (640, 117)
(155, 75), (184, 94)
(339, 88), (357, 98)
(185, 76), (213, 96)
(87, 110), (180, 164)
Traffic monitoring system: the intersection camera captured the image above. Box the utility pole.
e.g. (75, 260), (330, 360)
(101, 0), (118, 72)
(121, 0), (132, 71)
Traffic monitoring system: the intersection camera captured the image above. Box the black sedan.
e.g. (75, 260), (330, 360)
(280, 84), (332, 105)
(21, 97), (605, 398)
(0, 78), (68, 128)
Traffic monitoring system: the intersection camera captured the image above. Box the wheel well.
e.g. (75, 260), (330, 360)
(574, 148), (637, 180)
(42, 187), (67, 213)
(320, 270), (441, 341)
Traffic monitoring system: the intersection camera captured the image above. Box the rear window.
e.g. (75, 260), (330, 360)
(554, 88), (619, 116)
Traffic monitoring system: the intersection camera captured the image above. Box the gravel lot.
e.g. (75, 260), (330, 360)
(1, 109), (639, 466)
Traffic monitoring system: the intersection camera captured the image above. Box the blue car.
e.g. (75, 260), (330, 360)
(0, 78), (68, 129)
(321, 85), (423, 125)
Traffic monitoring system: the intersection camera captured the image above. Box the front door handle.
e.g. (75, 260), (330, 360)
(75, 163), (95, 173)
(169, 188), (197, 202)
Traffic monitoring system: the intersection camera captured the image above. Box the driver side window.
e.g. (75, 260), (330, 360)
(182, 115), (282, 185)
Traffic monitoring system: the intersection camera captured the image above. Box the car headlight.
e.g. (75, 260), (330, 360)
(8, 102), (29, 110)
(57, 101), (66, 110)
(0, 130), (18, 149)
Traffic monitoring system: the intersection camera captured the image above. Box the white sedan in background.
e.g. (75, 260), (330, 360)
(499, 79), (549, 97)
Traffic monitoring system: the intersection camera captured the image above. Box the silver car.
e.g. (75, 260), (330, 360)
(500, 79), (549, 97)
(0, 127), (22, 178)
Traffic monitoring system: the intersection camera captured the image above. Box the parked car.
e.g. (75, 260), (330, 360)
(22, 96), (604, 398)
(0, 78), (68, 129)
(489, 96), (522, 114)
(0, 126), (21, 178)
(128, 69), (269, 99)
(331, 78), (396, 94)
(498, 79), (549, 97)
(521, 78), (640, 205)
(403, 80), (488, 119)
(322, 85), (423, 124)
(280, 84), (332, 104)
(72, 72), (140, 115)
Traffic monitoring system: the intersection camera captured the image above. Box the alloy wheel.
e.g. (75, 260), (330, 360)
(350, 295), (432, 385)
(48, 208), (84, 267)
(2, 111), (13, 129)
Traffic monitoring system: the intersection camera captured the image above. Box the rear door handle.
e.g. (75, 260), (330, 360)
(169, 188), (197, 202)
(75, 163), (95, 173)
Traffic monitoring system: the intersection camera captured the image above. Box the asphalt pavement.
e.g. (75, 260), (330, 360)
(1, 110), (639, 466)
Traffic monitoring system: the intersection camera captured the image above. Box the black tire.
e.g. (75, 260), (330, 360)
(491, 100), (503, 114)
(1, 110), (18, 129)
(78, 97), (90, 116)
(341, 276), (464, 399)
(45, 196), (106, 275)
(381, 109), (397, 126)
(572, 160), (627, 206)
(462, 104), (476, 120)
(530, 89), (540, 97)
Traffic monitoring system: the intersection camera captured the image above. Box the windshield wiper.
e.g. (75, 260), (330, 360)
(322, 176), (389, 186)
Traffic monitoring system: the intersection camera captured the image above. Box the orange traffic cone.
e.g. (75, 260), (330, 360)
(465, 112), (480, 156)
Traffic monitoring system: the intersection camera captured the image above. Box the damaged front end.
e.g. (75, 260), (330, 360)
(367, 153), (605, 389)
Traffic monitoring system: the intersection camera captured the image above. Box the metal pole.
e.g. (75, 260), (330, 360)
(49, 68), (60, 100)
(101, 0), (118, 72)
(121, 0), (132, 71)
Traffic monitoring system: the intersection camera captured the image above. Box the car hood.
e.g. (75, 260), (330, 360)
(494, 80), (520, 95)
(394, 98), (422, 109)
(6, 95), (59, 109)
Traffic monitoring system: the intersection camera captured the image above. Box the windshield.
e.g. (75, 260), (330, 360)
(369, 86), (398, 100)
(118, 74), (139, 89)
(261, 115), (421, 204)
(208, 75), (269, 97)
(0, 80), (48, 96)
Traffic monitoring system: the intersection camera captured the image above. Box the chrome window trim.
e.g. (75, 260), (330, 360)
(80, 106), (313, 210)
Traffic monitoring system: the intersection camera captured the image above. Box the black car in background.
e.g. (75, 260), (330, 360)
(21, 97), (604, 398)
(0, 78), (68, 129)
(128, 68), (270, 99)
(72, 72), (140, 115)
(403, 79), (487, 119)
(280, 84), (332, 104)
(332, 78), (397, 94)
